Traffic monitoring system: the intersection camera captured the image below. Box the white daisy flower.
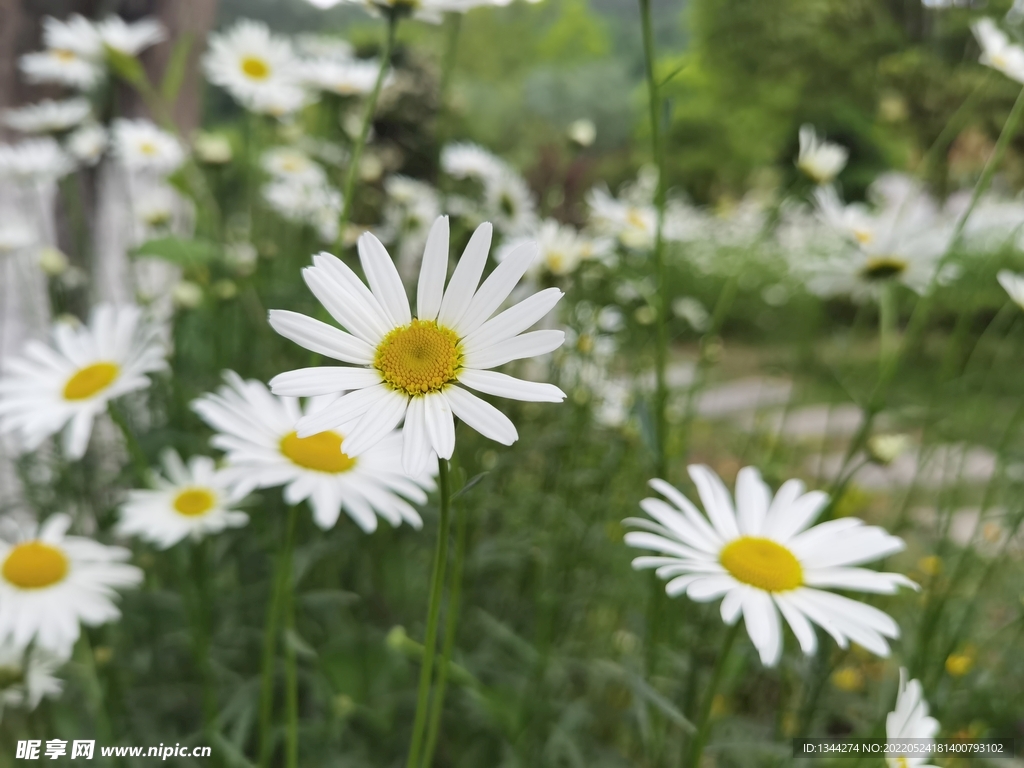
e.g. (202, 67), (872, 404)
(95, 15), (166, 57)
(587, 185), (657, 250)
(624, 465), (917, 666)
(0, 138), (74, 182)
(18, 49), (101, 90)
(483, 168), (538, 236)
(381, 175), (442, 277)
(0, 223), (36, 255)
(262, 146), (327, 185)
(972, 18), (1024, 84)
(294, 34), (355, 62)
(0, 304), (168, 460)
(203, 20), (304, 112)
(797, 124), (848, 184)
(440, 142), (505, 181)
(40, 15), (104, 61)
(247, 82), (317, 118)
(117, 450), (249, 549)
(262, 177), (342, 243)
(339, 0), (531, 22)
(192, 372), (434, 532)
(268, 216), (567, 474)
(885, 668), (940, 768)
(998, 269), (1024, 309)
(0, 643), (65, 718)
(302, 58), (389, 96)
(111, 118), (185, 176)
(3, 98), (91, 135)
(65, 122), (108, 166)
(0, 514), (142, 656)
(497, 218), (607, 278)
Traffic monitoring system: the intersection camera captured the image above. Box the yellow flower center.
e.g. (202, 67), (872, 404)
(63, 362), (119, 401)
(853, 229), (873, 245)
(172, 488), (217, 517)
(53, 49), (77, 62)
(993, 53), (1008, 69)
(139, 141), (159, 156)
(861, 256), (908, 281)
(374, 319), (461, 396)
(626, 208), (647, 229)
(279, 430), (356, 474)
(241, 56), (271, 80)
(719, 536), (803, 592)
(2, 541), (69, 589)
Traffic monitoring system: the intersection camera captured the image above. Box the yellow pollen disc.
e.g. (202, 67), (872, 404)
(139, 141), (159, 156)
(63, 362), (120, 401)
(2, 541), (69, 589)
(719, 536), (803, 592)
(241, 56), (271, 80)
(861, 256), (908, 281)
(280, 431), (356, 474)
(54, 49), (76, 62)
(853, 229), (873, 245)
(626, 209), (647, 228)
(173, 488), (216, 517)
(374, 319), (461, 396)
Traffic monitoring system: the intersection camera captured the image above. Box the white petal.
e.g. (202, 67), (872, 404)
(637, 498), (717, 556)
(720, 588), (744, 624)
(735, 466), (770, 536)
(303, 266), (388, 345)
(648, 478), (724, 551)
(687, 464), (740, 541)
(417, 216), (449, 321)
(684, 575), (736, 601)
(457, 369), (565, 403)
(401, 396), (432, 475)
(269, 366), (380, 396)
(452, 241), (538, 336)
(422, 392), (455, 460)
(341, 389), (409, 456)
(773, 593), (818, 655)
(295, 383), (391, 438)
(358, 232), (412, 326)
(443, 386), (518, 446)
(761, 479), (806, 538)
(742, 588), (783, 666)
(462, 330), (565, 370)
(267, 309), (374, 364)
(802, 567), (917, 594)
(64, 409), (95, 459)
(764, 490), (829, 543)
(437, 222), (492, 329)
(460, 287), (563, 350)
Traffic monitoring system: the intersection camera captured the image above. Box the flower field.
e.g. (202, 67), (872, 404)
(0, 0), (1022, 766)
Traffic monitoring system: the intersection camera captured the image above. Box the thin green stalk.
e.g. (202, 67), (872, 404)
(337, 14), (399, 250)
(638, 0), (669, 478)
(284, 573), (299, 768)
(75, 632), (113, 765)
(878, 282), (898, 376)
(107, 402), (148, 479)
(190, 541), (216, 743)
(406, 457), (453, 768)
(684, 621), (740, 768)
(258, 505), (299, 768)
(420, 496), (469, 768)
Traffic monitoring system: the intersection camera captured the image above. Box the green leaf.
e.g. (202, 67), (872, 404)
(283, 628), (318, 660)
(132, 237), (221, 268)
(105, 46), (147, 87)
(452, 471), (489, 501)
(161, 34), (194, 105)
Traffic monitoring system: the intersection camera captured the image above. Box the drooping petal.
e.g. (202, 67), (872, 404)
(457, 369), (565, 403)
(442, 385), (517, 446)
(422, 391), (455, 460)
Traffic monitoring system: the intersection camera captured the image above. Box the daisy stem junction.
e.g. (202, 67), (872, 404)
(406, 456), (453, 768)
(420, 493), (469, 768)
(684, 620), (740, 768)
(257, 504), (298, 768)
(336, 13), (399, 251)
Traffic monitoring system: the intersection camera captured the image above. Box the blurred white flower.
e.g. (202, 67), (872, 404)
(0, 514), (142, 656)
(0, 643), (65, 717)
(625, 465), (917, 666)
(0, 224), (36, 255)
(587, 185), (656, 249)
(338, 0), (524, 23)
(262, 177), (343, 243)
(262, 146), (327, 185)
(112, 119), (185, 175)
(294, 34), (355, 62)
(997, 269), (1024, 309)
(204, 20), (306, 113)
(0, 304), (168, 460)
(867, 433), (912, 465)
(18, 49), (101, 90)
(567, 118), (596, 147)
(65, 123), (107, 166)
(484, 168), (538, 236)
(380, 175), (442, 279)
(192, 372), (435, 532)
(972, 18), (1024, 84)
(302, 58), (389, 96)
(672, 296), (710, 331)
(885, 669), (940, 768)
(117, 450), (249, 549)
(796, 124), (848, 184)
(0, 138), (74, 182)
(441, 142), (505, 181)
(3, 98), (91, 135)
(247, 82), (317, 117)
(193, 132), (233, 164)
(40, 14), (104, 61)
(136, 185), (179, 230)
(95, 15), (166, 57)
(498, 219), (605, 277)
(37, 247), (69, 277)
(171, 281), (204, 309)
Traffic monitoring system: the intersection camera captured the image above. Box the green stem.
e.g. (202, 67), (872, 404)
(190, 541), (216, 743)
(285, 571), (299, 768)
(878, 281), (897, 377)
(685, 621), (740, 768)
(258, 505), (299, 768)
(337, 14), (399, 250)
(406, 457), (453, 768)
(638, 0), (669, 478)
(419, 496), (469, 768)
(75, 632), (113, 766)
(107, 402), (148, 480)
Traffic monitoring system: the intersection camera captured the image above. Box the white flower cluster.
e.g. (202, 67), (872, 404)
(261, 146), (343, 243)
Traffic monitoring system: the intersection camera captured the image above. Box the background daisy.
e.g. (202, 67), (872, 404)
(0, 304), (168, 459)
(111, 119), (185, 176)
(0, 514), (142, 656)
(0, 642), (65, 719)
(203, 20), (305, 112)
(192, 371), (434, 532)
(624, 465), (917, 666)
(117, 450), (250, 549)
(886, 668), (940, 768)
